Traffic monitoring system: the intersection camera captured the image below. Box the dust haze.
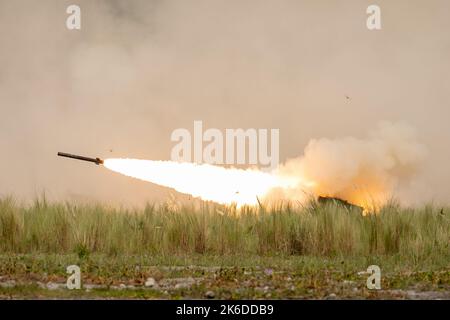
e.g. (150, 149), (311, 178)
(1, 0), (449, 206)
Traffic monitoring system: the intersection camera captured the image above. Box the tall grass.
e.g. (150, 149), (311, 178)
(0, 196), (448, 264)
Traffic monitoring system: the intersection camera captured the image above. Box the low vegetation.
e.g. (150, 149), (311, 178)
(0, 197), (448, 261)
(0, 196), (448, 298)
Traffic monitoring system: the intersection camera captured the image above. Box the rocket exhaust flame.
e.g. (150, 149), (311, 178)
(103, 159), (300, 206)
(103, 123), (425, 209)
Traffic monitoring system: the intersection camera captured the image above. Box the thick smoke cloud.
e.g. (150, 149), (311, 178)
(276, 122), (427, 208)
(0, 0), (449, 206)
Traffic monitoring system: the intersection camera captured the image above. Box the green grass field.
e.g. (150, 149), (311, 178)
(0, 197), (448, 299)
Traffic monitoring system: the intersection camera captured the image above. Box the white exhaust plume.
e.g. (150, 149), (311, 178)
(103, 159), (300, 206)
(104, 122), (426, 210)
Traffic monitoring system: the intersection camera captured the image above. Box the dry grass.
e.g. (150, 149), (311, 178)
(0, 196), (448, 267)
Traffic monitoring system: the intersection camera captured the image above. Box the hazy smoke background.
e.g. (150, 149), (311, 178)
(0, 0), (449, 206)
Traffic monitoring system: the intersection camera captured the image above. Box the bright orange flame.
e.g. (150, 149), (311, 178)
(104, 159), (299, 206)
(103, 159), (390, 211)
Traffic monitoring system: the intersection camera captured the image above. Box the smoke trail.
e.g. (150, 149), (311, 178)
(103, 122), (426, 209)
